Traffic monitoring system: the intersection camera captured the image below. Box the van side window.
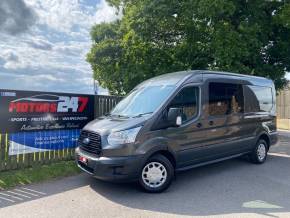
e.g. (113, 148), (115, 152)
(169, 86), (199, 123)
(209, 83), (244, 116)
(244, 85), (273, 113)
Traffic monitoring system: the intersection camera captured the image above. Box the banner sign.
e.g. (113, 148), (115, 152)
(0, 90), (95, 155)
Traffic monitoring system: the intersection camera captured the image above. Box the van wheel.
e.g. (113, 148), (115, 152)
(139, 154), (174, 193)
(250, 139), (268, 164)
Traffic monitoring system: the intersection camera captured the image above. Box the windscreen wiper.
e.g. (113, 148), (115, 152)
(132, 112), (153, 118)
(110, 114), (130, 118)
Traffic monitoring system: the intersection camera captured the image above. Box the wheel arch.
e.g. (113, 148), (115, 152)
(258, 133), (270, 150)
(139, 145), (177, 171)
(148, 150), (176, 169)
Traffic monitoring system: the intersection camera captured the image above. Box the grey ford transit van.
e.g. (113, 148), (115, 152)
(76, 70), (278, 192)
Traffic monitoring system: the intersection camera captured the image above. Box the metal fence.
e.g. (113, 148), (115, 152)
(0, 95), (121, 172)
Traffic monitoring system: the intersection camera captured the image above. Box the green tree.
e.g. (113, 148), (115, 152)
(87, 0), (290, 95)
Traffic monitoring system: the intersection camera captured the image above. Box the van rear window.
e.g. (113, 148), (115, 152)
(244, 85), (273, 113)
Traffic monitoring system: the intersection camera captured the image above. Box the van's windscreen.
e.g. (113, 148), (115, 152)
(111, 85), (175, 117)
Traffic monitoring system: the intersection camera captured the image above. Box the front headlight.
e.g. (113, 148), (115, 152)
(107, 126), (142, 146)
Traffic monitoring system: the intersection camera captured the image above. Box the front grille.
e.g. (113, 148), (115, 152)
(78, 130), (102, 155)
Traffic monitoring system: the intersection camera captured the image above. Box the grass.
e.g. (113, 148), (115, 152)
(0, 161), (81, 190)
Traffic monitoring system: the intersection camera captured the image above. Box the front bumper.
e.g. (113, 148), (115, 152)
(75, 147), (143, 182)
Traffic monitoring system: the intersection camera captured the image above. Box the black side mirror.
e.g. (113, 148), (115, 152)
(167, 107), (182, 126)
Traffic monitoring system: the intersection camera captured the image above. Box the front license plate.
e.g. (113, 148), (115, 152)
(79, 156), (88, 164)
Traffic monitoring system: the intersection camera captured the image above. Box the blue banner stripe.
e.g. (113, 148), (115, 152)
(9, 130), (81, 150)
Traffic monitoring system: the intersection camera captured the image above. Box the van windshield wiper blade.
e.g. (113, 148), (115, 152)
(111, 114), (130, 118)
(132, 112), (153, 118)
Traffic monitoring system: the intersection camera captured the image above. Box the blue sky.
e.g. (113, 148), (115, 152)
(0, 0), (119, 95)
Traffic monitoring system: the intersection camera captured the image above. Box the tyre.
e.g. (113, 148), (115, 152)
(250, 139), (268, 164)
(139, 154), (174, 193)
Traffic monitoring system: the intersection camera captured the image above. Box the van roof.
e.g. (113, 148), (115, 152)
(198, 70), (268, 80)
(154, 70), (273, 86)
(137, 71), (193, 88)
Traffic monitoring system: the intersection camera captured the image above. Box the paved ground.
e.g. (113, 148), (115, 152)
(0, 131), (290, 218)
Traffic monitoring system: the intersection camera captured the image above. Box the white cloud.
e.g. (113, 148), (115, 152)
(25, 38), (53, 50)
(94, 0), (121, 24)
(0, 49), (25, 70)
(0, 50), (19, 62)
(36, 74), (65, 82)
(25, 0), (118, 35)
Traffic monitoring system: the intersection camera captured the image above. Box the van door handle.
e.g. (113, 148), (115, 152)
(209, 120), (214, 126)
(196, 123), (202, 128)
